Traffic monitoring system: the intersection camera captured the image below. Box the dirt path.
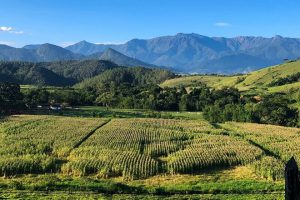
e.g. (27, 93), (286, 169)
(72, 119), (111, 149)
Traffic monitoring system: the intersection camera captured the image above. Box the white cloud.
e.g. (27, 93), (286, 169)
(0, 41), (15, 46)
(214, 22), (231, 27)
(11, 30), (24, 34)
(0, 26), (13, 31)
(60, 42), (76, 47)
(0, 26), (24, 34)
(95, 41), (126, 45)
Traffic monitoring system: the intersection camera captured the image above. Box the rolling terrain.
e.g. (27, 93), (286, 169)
(0, 60), (173, 86)
(0, 61), (75, 86)
(161, 59), (300, 94)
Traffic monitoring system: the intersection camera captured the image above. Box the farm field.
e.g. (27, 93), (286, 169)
(1, 113), (298, 199)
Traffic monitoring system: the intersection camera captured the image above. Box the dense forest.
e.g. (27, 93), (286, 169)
(76, 67), (175, 89)
(39, 60), (119, 81)
(0, 60), (167, 86)
(0, 61), (74, 86)
(1, 80), (298, 127)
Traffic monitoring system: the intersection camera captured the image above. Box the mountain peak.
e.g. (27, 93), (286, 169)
(39, 43), (60, 48)
(23, 44), (42, 50)
(273, 35), (284, 39)
(87, 48), (154, 68)
(78, 40), (92, 44)
(105, 47), (118, 53)
(175, 33), (206, 38)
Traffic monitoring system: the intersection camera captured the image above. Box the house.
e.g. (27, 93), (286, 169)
(50, 104), (62, 110)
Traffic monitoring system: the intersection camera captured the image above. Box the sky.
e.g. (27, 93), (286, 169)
(0, 0), (300, 47)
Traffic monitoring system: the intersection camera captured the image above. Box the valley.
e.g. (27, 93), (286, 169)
(0, 56), (299, 200)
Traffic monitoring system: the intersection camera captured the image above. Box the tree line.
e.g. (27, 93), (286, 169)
(268, 72), (300, 87)
(0, 81), (298, 127)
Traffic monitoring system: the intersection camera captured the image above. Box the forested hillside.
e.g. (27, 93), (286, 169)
(39, 60), (119, 82)
(0, 61), (74, 86)
(0, 60), (121, 86)
(76, 67), (175, 90)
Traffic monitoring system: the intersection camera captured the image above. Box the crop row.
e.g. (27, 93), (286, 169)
(222, 122), (300, 162)
(167, 134), (263, 173)
(65, 118), (264, 179)
(0, 115), (107, 157)
(64, 147), (159, 179)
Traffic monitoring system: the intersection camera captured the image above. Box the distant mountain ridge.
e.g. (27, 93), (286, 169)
(1, 33), (300, 74)
(66, 33), (300, 74)
(0, 43), (83, 62)
(87, 48), (156, 68)
(0, 43), (155, 69)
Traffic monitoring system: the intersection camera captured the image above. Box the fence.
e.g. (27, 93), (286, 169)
(285, 157), (300, 200)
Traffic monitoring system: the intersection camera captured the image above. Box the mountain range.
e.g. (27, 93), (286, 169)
(0, 43), (153, 69)
(67, 34), (300, 74)
(1, 33), (300, 74)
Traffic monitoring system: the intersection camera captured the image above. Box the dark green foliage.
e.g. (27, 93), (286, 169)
(203, 91), (299, 127)
(0, 60), (120, 86)
(77, 67), (175, 90)
(184, 85), (212, 111)
(23, 88), (50, 108)
(0, 82), (23, 114)
(268, 72), (300, 86)
(23, 88), (96, 107)
(40, 60), (119, 82)
(77, 69), (298, 126)
(0, 61), (75, 86)
(254, 94), (298, 126)
(95, 85), (181, 111)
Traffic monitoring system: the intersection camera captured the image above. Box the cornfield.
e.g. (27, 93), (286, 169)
(1, 115), (298, 180)
(64, 118), (263, 179)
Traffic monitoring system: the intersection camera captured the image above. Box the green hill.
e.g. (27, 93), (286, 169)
(40, 60), (119, 82)
(0, 60), (120, 86)
(0, 61), (75, 86)
(161, 60), (300, 94)
(77, 67), (175, 90)
(235, 60), (300, 90)
(161, 75), (241, 89)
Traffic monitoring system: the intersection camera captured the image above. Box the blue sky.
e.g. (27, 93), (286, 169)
(0, 0), (299, 47)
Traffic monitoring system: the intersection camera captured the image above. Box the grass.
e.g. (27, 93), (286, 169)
(0, 192), (284, 200)
(0, 166), (284, 197)
(160, 75), (241, 89)
(267, 82), (300, 93)
(235, 60), (300, 89)
(27, 106), (204, 120)
(160, 60), (300, 96)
